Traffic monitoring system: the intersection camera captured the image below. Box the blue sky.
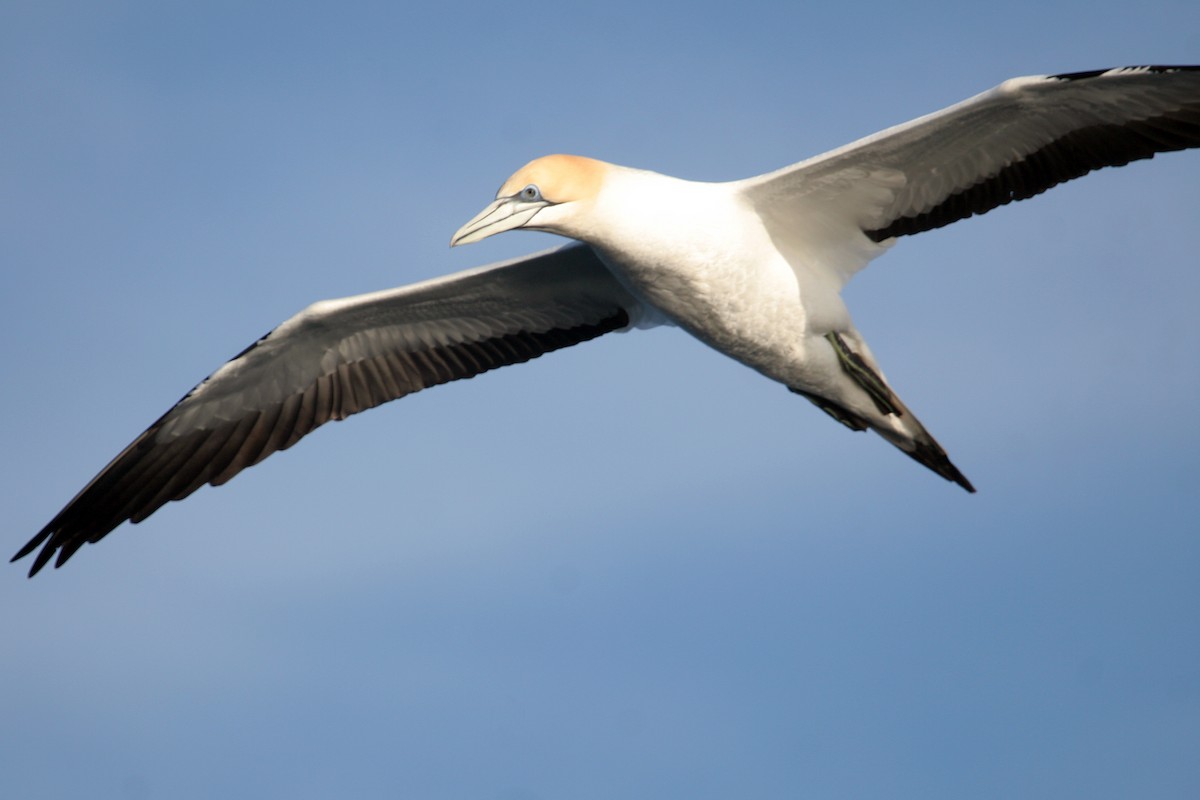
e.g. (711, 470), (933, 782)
(2, 2), (1198, 798)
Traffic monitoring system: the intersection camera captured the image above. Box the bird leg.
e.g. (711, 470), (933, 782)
(824, 331), (902, 417)
(788, 386), (871, 431)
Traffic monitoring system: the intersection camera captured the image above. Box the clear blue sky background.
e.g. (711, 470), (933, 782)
(3, 2), (1198, 798)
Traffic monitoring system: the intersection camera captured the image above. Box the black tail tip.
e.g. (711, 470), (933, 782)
(909, 440), (976, 493)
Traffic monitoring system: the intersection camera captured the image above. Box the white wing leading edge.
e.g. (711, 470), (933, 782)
(14, 244), (642, 576)
(742, 66), (1200, 288)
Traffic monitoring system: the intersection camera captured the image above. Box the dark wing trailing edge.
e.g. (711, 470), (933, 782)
(863, 66), (1200, 241)
(745, 65), (1200, 284)
(13, 244), (640, 576)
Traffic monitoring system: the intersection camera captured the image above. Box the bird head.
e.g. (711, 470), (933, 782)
(451, 154), (608, 246)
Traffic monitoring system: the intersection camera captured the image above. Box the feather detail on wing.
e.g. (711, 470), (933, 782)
(13, 244), (641, 576)
(742, 66), (1200, 288)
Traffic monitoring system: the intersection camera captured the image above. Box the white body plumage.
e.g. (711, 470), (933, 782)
(16, 65), (1200, 575)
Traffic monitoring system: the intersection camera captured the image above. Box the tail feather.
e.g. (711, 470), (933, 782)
(793, 330), (975, 493)
(877, 423), (976, 493)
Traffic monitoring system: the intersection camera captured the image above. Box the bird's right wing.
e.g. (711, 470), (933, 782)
(14, 243), (643, 576)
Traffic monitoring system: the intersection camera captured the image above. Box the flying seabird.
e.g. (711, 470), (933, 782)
(13, 65), (1200, 576)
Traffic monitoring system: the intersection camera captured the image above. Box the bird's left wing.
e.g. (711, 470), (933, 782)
(14, 243), (641, 576)
(741, 65), (1200, 288)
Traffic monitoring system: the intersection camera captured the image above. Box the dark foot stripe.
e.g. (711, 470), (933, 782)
(825, 332), (902, 417)
(789, 387), (870, 431)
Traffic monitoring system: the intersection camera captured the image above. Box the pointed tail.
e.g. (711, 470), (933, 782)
(793, 331), (975, 493)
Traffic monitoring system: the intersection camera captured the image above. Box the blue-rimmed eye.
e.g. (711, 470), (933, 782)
(519, 184), (542, 201)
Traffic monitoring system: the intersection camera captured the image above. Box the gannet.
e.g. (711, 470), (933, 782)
(13, 65), (1200, 576)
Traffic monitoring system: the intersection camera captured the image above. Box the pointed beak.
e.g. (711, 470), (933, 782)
(451, 196), (548, 247)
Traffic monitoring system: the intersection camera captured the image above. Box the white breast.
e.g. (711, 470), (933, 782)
(583, 167), (830, 374)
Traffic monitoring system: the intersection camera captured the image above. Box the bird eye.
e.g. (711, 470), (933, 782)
(519, 184), (542, 201)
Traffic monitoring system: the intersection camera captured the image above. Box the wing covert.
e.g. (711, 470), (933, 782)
(14, 244), (640, 576)
(743, 66), (1200, 285)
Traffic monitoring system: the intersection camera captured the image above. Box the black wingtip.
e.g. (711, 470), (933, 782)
(11, 529), (54, 577)
(26, 542), (57, 578)
(11, 536), (43, 563)
(1050, 65), (1200, 82)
